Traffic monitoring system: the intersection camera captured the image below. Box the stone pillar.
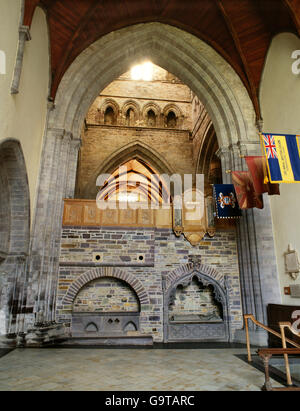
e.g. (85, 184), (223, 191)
(65, 138), (81, 199)
(217, 141), (281, 345)
(48, 136), (81, 323)
(215, 147), (231, 183)
(0, 254), (28, 347)
(24, 127), (76, 343)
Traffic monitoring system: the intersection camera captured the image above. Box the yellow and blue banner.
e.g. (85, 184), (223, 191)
(261, 133), (300, 183)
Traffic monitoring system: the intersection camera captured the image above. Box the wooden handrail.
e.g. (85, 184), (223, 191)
(244, 314), (300, 387)
(244, 314), (300, 362)
(279, 322), (300, 386)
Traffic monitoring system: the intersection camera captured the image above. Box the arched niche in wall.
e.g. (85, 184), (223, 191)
(121, 100), (140, 127)
(0, 139), (30, 263)
(163, 104), (183, 129)
(96, 158), (171, 205)
(142, 102), (161, 128)
(81, 141), (174, 199)
(98, 99), (120, 125)
(72, 276), (141, 313)
(163, 265), (230, 343)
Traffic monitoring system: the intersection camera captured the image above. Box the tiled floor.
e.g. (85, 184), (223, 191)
(0, 348), (283, 391)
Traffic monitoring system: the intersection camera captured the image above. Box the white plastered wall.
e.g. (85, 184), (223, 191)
(0, 1), (49, 219)
(260, 32), (300, 305)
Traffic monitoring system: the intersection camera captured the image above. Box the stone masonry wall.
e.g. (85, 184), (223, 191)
(73, 277), (140, 313)
(77, 126), (193, 198)
(57, 226), (243, 342)
(169, 278), (222, 319)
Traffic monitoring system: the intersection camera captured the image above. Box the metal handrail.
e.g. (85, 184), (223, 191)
(244, 314), (300, 386)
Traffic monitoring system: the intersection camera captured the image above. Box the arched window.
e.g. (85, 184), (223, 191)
(97, 159), (171, 205)
(104, 106), (115, 125)
(147, 109), (156, 127)
(126, 108), (135, 126)
(167, 111), (177, 128)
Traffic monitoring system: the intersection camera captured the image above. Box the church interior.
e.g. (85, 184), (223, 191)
(0, 0), (300, 392)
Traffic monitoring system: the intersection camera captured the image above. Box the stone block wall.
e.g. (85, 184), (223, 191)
(73, 277), (140, 313)
(77, 126), (194, 198)
(57, 226), (243, 342)
(169, 278), (222, 319)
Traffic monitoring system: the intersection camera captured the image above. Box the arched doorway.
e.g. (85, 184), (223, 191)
(0, 139), (30, 340)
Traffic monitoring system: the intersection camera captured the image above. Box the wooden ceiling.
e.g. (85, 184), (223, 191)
(24, 0), (300, 118)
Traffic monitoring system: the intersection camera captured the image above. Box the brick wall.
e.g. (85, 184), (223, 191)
(57, 226), (243, 342)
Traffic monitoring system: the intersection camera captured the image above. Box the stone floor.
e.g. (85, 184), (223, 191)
(0, 348), (284, 391)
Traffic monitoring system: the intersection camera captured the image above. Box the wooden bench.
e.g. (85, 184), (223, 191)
(257, 348), (300, 391)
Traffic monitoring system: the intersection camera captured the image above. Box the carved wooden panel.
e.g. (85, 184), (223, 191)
(63, 199), (173, 228)
(102, 209), (118, 225)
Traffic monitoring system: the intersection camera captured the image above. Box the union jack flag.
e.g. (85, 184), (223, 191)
(264, 134), (278, 159)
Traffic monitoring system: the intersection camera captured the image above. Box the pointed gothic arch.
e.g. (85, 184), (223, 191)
(81, 141), (175, 199)
(0, 139), (30, 260)
(50, 23), (257, 152)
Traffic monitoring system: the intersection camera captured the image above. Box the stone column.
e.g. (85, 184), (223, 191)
(65, 138), (81, 199)
(217, 141), (281, 345)
(48, 136), (81, 323)
(215, 147), (232, 183)
(25, 127), (75, 338)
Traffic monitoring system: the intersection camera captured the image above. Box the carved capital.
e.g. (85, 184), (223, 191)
(215, 146), (230, 161)
(70, 137), (82, 152)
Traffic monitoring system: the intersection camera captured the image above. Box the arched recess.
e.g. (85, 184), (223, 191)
(62, 267), (150, 310)
(97, 99), (119, 125)
(0, 139), (30, 261)
(163, 263), (230, 342)
(162, 104), (183, 129)
(142, 102), (162, 127)
(81, 141), (175, 199)
(49, 23), (258, 151)
(121, 100), (140, 126)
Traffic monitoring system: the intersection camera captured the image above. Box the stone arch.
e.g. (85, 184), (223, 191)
(163, 263), (225, 292)
(163, 263), (230, 342)
(82, 141), (174, 198)
(196, 123), (221, 191)
(163, 262), (225, 294)
(49, 23), (257, 151)
(0, 139), (30, 261)
(142, 102), (161, 127)
(96, 98), (120, 125)
(62, 267), (150, 310)
(121, 100), (140, 126)
(162, 103), (183, 128)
